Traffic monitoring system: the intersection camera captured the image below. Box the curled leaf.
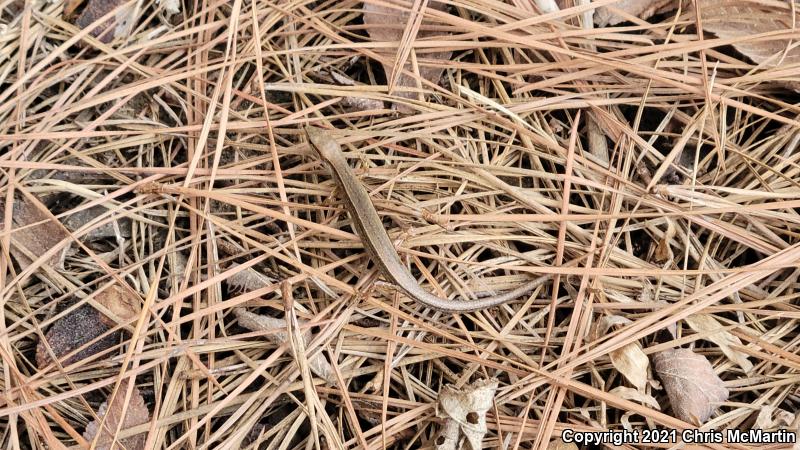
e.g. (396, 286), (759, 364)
(84, 380), (150, 450)
(653, 348), (728, 425)
(591, 315), (632, 341)
(609, 386), (660, 410)
(684, 314), (753, 373)
(610, 342), (650, 391)
(755, 406), (795, 430)
(592, 315), (649, 390)
(435, 419), (460, 450)
(435, 378), (498, 450)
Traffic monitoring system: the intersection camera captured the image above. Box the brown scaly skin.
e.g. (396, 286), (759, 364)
(304, 126), (554, 313)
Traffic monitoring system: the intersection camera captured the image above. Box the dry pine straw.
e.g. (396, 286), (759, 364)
(0, 0), (799, 449)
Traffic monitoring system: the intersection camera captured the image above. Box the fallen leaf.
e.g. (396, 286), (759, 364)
(570, 0), (675, 26)
(234, 308), (335, 384)
(547, 438), (578, 450)
(610, 342), (650, 391)
(0, 196), (70, 271)
(653, 348), (728, 425)
(94, 284), (140, 328)
(620, 410), (636, 430)
(84, 380), (150, 450)
(36, 305), (119, 368)
(435, 378), (498, 450)
(590, 315), (632, 341)
(684, 314), (753, 373)
(75, 0), (141, 43)
(351, 399), (383, 426)
(362, 0), (451, 113)
(695, 0), (800, 91)
(341, 95), (387, 113)
(226, 263), (278, 294)
(593, 316), (650, 390)
(609, 386), (661, 410)
(64, 205), (132, 242)
(755, 406), (795, 430)
(435, 413), (459, 449)
(654, 218), (676, 262)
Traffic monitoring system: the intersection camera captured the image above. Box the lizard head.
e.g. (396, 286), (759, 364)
(304, 126), (341, 161)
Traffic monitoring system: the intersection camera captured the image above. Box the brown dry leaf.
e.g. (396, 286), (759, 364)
(610, 342), (650, 391)
(36, 305), (120, 368)
(341, 95), (386, 113)
(684, 314), (753, 373)
(75, 0), (140, 43)
(755, 406), (795, 430)
(609, 386), (660, 410)
(580, 0), (676, 26)
(0, 196), (70, 271)
(654, 218), (676, 263)
(64, 205), (132, 242)
(593, 316), (649, 390)
(226, 263), (278, 294)
(590, 315), (630, 341)
(362, 0), (451, 113)
(435, 378), (498, 450)
(435, 419), (460, 450)
(234, 308), (335, 384)
(547, 438), (578, 450)
(695, 0), (800, 90)
(84, 380), (150, 450)
(653, 348), (729, 425)
(95, 284), (141, 328)
(351, 399), (383, 426)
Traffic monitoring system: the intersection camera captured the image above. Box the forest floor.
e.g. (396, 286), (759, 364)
(1, 0), (799, 449)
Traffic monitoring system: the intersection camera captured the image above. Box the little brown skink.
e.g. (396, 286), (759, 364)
(305, 126), (552, 313)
